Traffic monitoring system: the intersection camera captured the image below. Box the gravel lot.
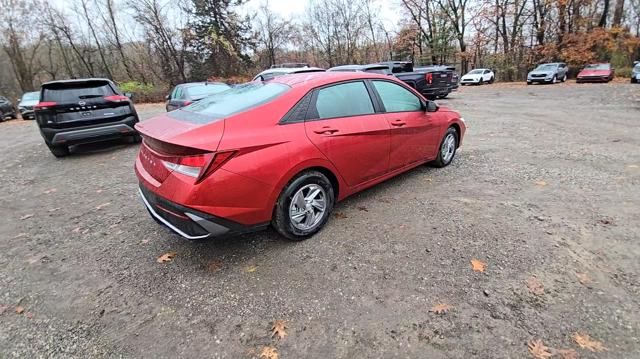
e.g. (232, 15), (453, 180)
(1, 82), (639, 358)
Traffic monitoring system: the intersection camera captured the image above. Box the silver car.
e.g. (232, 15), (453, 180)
(18, 91), (39, 120)
(527, 63), (568, 85)
(632, 62), (640, 84)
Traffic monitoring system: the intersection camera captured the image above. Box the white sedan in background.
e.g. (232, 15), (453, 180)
(460, 68), (495, 85)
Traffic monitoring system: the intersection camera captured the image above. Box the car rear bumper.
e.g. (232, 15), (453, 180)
(40, 115), (139, 146)
(421, 87), (450, 98)
(138, 183), (268, 240)
(19, 109), (34, 119)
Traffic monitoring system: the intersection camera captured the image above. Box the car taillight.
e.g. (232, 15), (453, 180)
(104, 95), (129, 102)
(183, 100), (193, 106)
(34, 101), (57, 110)
(426, 73), (433, 84)
(161, 151), (236, 183)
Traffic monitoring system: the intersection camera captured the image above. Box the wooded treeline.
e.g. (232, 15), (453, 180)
(1, 0), (638, 99)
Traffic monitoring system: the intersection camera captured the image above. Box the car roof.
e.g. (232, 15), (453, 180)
(177, 82), (228, 88)
(272, 71), (392, 90)
(42, 78), (113, 86)
(328, 64), (389, 71)
(256, 67), (325, 76)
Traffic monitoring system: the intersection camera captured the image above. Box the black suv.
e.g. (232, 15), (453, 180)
(35, 78), (140, 157)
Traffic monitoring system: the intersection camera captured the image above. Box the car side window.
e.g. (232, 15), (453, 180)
(174, 87), (184, 99)
(313, 81), (374, 119)
(372, 80), (422, 113)
(484, 70), (490, 74)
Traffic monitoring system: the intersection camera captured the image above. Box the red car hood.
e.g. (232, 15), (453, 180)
(135, 112), (224, 152)
(578, 69), (609, 77)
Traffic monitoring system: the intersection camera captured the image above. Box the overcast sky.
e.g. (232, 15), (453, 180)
(244, 0), (403, 30)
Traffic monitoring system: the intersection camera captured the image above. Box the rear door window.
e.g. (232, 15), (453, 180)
(43, 81), (115, 103)
(372, 81), (422, 113)
(313, 81), (374, 119)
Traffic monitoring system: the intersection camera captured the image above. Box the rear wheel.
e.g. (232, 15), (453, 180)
(562, 74), (567, 82)
(431, 127), (458, 168)
(489, 76), (495, 84)
(272, 171), (335, 241)
(47, 144), (69, 157)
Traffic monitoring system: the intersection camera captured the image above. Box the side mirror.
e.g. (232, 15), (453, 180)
(165, 95), (170, 101)
(426, 100), (439, 112)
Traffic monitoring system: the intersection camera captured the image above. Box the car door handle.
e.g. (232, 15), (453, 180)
(391, 120), (406, 127)
(313, 127), (339, 134)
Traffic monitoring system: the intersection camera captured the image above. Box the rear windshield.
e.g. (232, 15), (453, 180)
(22, 92), (39, 100)
(185, 84), (230, 98)
(43, 81), (115, 102)
(178, 82), (290, 122)
(469, 69), (483, 74)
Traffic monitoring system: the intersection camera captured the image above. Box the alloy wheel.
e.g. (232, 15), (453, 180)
(441, 133), (456, 164)
(289, 184), (327, 231)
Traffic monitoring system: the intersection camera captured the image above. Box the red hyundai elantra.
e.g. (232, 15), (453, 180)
(135, 72), (466, 240)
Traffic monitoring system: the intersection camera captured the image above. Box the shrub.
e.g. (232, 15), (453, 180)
(117, 81), (166, 103)
(615, 67), (632, 78)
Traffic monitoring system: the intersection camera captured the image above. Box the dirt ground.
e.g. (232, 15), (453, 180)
(0, 82), (639, 358)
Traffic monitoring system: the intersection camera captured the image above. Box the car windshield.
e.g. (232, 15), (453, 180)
(584, 64), (610, 70)
(22, 92), (39, 101)
(185, 84), (230, 98)
(536, 64), (557, 70)
(179, 82), (290, 121)
(469, 69), (484, 74)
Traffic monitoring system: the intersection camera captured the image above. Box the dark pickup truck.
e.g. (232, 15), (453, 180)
(395, 67), (452, 100)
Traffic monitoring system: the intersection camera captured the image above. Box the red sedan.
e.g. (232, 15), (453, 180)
(576, 63), (614, 83)
(135, 72), (466, 240)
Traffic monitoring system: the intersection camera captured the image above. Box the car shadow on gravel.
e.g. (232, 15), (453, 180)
(66, 138), (140, 157)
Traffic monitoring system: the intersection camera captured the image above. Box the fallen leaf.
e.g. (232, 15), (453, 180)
(207, 259), (224, 272)
(429, 303), (453, 314)
(271, 319), (288, 339)
(141, 239), (150, 244)
(72, 227), (81, 233)
(95, 202), (111, 210)
(245, 265), (258, 273)
(573, 332), (606, 352)
(526, 277), (545, 296)
(15, 306), (25, 314)
(535, 181), (548, 187)
(259, 346), (278, 359)
(48, 207), (61, 212)
(0, 304), (9, 314)
(96, 189), (103, 193)
(20, 214), (33, 220)
(357, 206), (368, 212)
(527, 339), (553, 359)
(43, 188), (57, 194)
(425, 177), (433, 182)
(555, 348), (579, 359)
(575, 272), (592, 287)
(334, 212), (348, 219)
(25, 312), (34, 319)
(157, 252), (177, 263)
(471, 259), (486, 272)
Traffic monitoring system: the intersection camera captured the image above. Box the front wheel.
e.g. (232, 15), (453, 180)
(431, 127), (458, 168)
(272, 171), (335, 241)
(562, 74), (567, 82)
(551, 75), (558, 84)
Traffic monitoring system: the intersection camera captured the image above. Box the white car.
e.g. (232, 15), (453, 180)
(252, 66), (325, 81)
(460, 68), (495, 85)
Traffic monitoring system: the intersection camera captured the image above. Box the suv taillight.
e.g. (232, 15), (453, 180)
(161, 151), (236, 183)
(34, 101), (57, 110)
(425, 73), (433, 84)
(104, 95), (129, 102)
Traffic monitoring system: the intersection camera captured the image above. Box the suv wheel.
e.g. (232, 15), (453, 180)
(562, 74), (567, 82)
(47, 144), (69, 157)
(272, 170), (335, 241)
(431, 127), (458, 168)
(552, 75), (558, 84)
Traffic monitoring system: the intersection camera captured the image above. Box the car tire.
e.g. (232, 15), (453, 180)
(47, 144), (69, 157)
(489, 76), (495, 84)
(10, 112), (17, 119)
(527, 81), (532, 85)
(272, 170), (335, 241)
(127, 134), (142, 143)
(431, 127), (458, 168)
